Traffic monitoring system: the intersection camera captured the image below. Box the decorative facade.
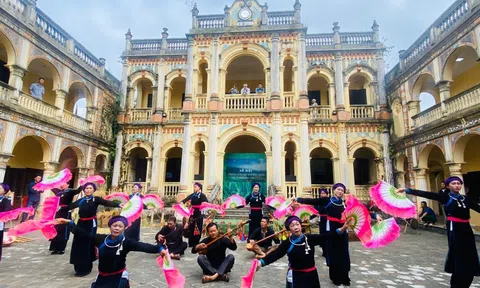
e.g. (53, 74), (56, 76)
(114, 0), (392, 203)
(386, 0), (480, 226)
(0, 1), (120, 206)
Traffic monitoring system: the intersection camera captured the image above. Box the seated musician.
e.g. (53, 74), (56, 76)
(192, 222), (237, 283)
(247, 217), (279, 258)
(156, 216), (187, 260)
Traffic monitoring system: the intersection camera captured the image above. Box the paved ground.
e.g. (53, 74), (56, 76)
(0, 228), (479, 288)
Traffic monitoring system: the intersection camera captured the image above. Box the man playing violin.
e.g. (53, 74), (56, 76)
(192, 222), (237, 283)
(247, 217), (280, 259)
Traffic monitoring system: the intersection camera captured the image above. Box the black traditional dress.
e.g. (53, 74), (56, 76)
(315, 203), (327, 257)
(297, 196), (350, 286)
(50, 187), (82, 253)
(68, 221), (163, 288)
(245, 192), (265, 238)
(0, 195), (12, 262)
(66, 196), (121, 275)
(406, 189), (480, 287)
(124, 193), (146, 241)
(182, 192), (208, 247)
(260, 231), (340, 288)
(156, 223), (187, 255)
(192, 236), (237, 276)
(249, 226), (280, 251)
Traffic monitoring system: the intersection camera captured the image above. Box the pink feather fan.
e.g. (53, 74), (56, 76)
(241, 259), (259, 288)
(79, 175), (105, 186)
(157, 250), (186, 288)
(364, 218), (401, 249)
(0, 207), (34, 222)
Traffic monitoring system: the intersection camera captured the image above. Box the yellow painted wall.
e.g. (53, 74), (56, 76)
(8, 137), (45, 169)
(139, 80), (153, 108)
(22, 72), (56, 105)
(308, 75), (329, 105)
(461, 136), (480, 227)
(169, 79), (185, 108)
(450, 62), (480, 97)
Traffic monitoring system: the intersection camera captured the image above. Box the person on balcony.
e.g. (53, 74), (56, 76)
(156, 216), (187, 260)
(229, 84), (239, 94)
(29, 77), (45, 100)
(255, 83), (265, 94)
(240, 84), (250, 95)
(20, 175), (44, 222)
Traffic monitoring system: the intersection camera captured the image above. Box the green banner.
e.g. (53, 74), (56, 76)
(223, 153), (267, 200)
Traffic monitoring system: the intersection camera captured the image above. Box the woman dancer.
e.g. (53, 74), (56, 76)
(397, 176), (480, 287)
(256, 215), (349, 287)
(57, 215), (166, 288)
(64, 182), (123, 276)
(245, 183), (265, 238)
(124, 183), (146, 241)
(0, 183), (12, 262)
(315, 188), (328, 257)
(50, 183), (82, 255)
(181, 182), (208, 247)
(296, 183), (351, 286)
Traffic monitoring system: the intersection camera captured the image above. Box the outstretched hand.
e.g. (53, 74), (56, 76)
(396, 188), (406, 194)
(55, 218), (70, 225)
(256, 260), (262, 272)
(119, 203), (125, 208)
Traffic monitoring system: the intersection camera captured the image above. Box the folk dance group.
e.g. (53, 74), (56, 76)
(0, 177), (479, 288)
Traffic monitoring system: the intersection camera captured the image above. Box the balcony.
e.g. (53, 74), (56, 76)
(62, 110), (90, 131)
(224, 94), (266, 111)
(167, 108), (183, 122)
(124, 182), (148, 194)
(285, 182), (298, 198)
(131, 108), (152, 122)
(355, 185), (371, 201)
(445, 84), (480, 115)
(310, 106), (331, 120)
(163, 183), (180, 198)
(350, 105), (374, 119)
(312, 185), (333, 198)
(196, 94), (207, 110)
(283, 92), (295, 109)
(0, 82), (15, 100)
(412, 103), (442, 128)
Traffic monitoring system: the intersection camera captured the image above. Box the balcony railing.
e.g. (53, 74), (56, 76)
(196, 94), (207, 110)
(224, 95), (266, 111)
(411, 103), (442, 128)
(18, 92), (58, 118)
(355, 185), (371, 201)
(124, 182), (148, 194)
(163, 183), (180, 198)
(340, 32), (374, 45)
(0, 81), (15, 100)
(131, 108), (152, 122)
(167, 108), (183, 122)
(285, 182), (298, 198)
(283, 92), (295, 109)
(306, 34), (334, 47)
(267, 11), (295, 26)
(311, 185), (333, 198)
(445, 84), (480, 114)
(350, 105), (374, 119)
(197, 15), (224, 29)
(36, 9), (68, 47)
(167, 38), (188, 51)
(62, 110), (90, 131)
(310, 106), (331, 120)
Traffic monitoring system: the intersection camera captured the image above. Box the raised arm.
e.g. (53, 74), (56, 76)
(259, 239), (289, 267)
(467, 197), (480, 214)
(405, 188), (443, 203)
(296, 197), (329, 206)
(95, 197), (122, 208)
(67, 220), (105, 246)
(125, 239), (165, 254)
(181, 193), (193, 204)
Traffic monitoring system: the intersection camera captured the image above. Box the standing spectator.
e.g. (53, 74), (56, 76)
(228, 84), (238, 94)
(29, 77), (45, 100)
(255, 83), (265, 94)
(20, 175), (44, 222)
(240, 84), (250, 95)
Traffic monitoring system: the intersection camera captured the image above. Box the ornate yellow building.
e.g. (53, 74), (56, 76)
(386, 0), (480, 226)
(114, 0), (392, 203)
(0, 1), (120, 206)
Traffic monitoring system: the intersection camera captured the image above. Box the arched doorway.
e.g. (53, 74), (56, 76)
(348, 72), (372, 106)
(23, 58), (60, 104)
(94, 154), (107, 176)
(58, 147), (79, 187)
(167, 77), (186, 121)
(353, 147), (377, 185)
(128, 147), (148, 182)
(418, 144), (447, 216)
(443, 46), (480, 97)
(198, 62), (208, 94)
(225, 55), (265, 94)
(165, 147), (182, 183)
(223, 135), (267, 200)
(0, 31), (14, 84)
(66, 82), (91, 118)
(307, 74), (329, 105)
(132, 78), (154, 109)
(283, 59), (294, 92)
(310, 147), (334, 197)
(284, 141), (297, 181)
(5, 136), (51, 207)
(194, 141), (205, 181)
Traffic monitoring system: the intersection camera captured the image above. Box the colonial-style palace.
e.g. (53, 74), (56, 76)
(1, 0), (479, 227)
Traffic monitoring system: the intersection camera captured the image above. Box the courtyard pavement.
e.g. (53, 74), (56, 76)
(0, 228), (479, 288)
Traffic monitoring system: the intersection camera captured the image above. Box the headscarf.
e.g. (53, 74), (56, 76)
(285, 215), (302, 229)
(251, 182), (261, 190)
(83, 182), (97, 192)
(445, 176), (463, 186)
(332, 183), (346, 192)
(0, 183), (10, 193)
(193, 182), (203, 191)
(133, 183), (142, 189)
(108, 215), (129, 227)
(319, 188), (328, 195)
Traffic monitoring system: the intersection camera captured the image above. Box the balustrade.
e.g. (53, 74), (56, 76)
(436, 0), (468, 35)
(167, 39), (188, 51)
(131, 40), (162, 52)
(411, 103), (442, 128)
(340, 33), (374, 45)
(131, 108), (153, 122)
(0, 81), (14, 100)
(355, 185), (371, 201)
(285, 182), (298, 198)
(310, 106), (331, 120)
(167, 108), (183, 122)
(267, 11), (295, 26)
(18, 92), (58, 117)
(196, 94), (207, 110)
(124, 182), (148, 194)
(445, 85), (480, 114)
(1, 0), (24, 12)
(311, 185), (333, 198)
(350, 105), (374, 119)
(198, 15), (224, 28)
(74, 42), (101, 71)
(163, 183), (180, 198)
(283, 92), (295, 109)
(62, 110), (90, 131)
(36, 10), (68, 47)
(224, 95), (266, 111)
(305, 34), (334, 46)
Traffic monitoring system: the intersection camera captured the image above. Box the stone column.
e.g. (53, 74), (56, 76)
(0, 153), (11, 182)
(206, 113), (218, 188)
(446, 162), (465, 194)
(270, 33), (280, 99)
(54, 89), (67, 120)
(155, 59), (166, 113)
(394, 171), (406, 188)
(437, 81), (450, 116)
(8, 65), (26, 103)
(332, 157), (341, 183)
(382, 128), (394, 184)
(146, 157), (152, 185)
(184, 36), (195, 105)
(334, 52), (345, 109)
(179, 115), (192, 193)
(414, 168), (429, 206)
(299, 112), (312, 194)
(376, 51), (387, 107)
(150, 130), (161, 190)
(338, 123), (349, 185)
(297, 33), (309, 108)
(111, 132), (123, 187)
(272, 112), (282, 189)
(209, 38), (219, 100)
(328, 83), (336, 111)
(406, 100), (420, 130)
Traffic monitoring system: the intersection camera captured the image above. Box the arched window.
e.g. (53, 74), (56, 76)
(283, 59), (294, 92)
(226, 56), (265, 94)
(308, 74), (329, 106)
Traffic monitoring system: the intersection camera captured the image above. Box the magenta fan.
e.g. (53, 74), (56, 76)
(79, 175), (105, 186)
(273, 198), (294, 219)
(33, 168), (72, 190)
(120, 195), (143, 226)
(370, 181), (416, 219)
(199, 202), (225, 216)
(344, 200), (372, 243)
(157, 252), (185, 288)
(241, 259), (259, 288)
(105, 192), (130, 205)
(142, 194), (164, 210)
(292, 205), (318, 220)
(3, 232), (15, 246)
(0, 207), (34, 222)
(266, 195), (285, 209)
(222, 194), (246, 209)
(173, 203), (193, 218)
(364, 218), (401, 249)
